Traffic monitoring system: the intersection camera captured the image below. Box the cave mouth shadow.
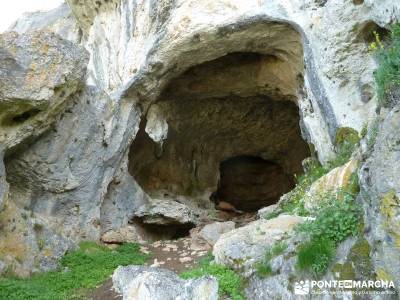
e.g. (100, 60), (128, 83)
(128, 51), (310, 217)
(212, 155), (295, 212)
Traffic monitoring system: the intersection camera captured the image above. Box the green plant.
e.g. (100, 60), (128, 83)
(328, 127), (360, 169)
(360, 123), (368, 139)
(366, 119), (380, 150)
(268, 241), (288, 258)
(263, 210), (280, 220)
(37, 239), (45, 251)
(255, 262), (272, 278)
(0, 242), (149, 300)
(373, 24), (400, 107)
(255, 241), (287, 278)
(297, 190), (360, 244)
(297, 238), (335, 276)
(180, 253), (245, 300)
(280, 161), (328, 216)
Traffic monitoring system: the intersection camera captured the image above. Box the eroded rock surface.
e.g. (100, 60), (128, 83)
(0, 30), (88, 149)
(360, 102), (400, 290)
(0, 0), (399, 280)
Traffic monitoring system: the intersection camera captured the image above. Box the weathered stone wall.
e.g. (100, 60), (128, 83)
(0, 0), (399, 276)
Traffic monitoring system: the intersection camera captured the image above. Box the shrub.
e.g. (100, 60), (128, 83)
(0, 242), (149, 300)
(297, 238), (335, 276)
(180, 253), (245, 300)
(373, 24), (400, 107)
(297, 191), (360, 244)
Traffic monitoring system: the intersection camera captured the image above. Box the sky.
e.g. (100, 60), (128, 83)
(0, 0), (64, 32)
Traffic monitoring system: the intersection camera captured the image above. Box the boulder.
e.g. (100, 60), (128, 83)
(112, 265), (218, 300)
(213, 215), (306, 274)
(134, 199), (198, 225)
(101, 225), (143, 244)
(199, 221), (235, 245)
(0, 30), (88, 149)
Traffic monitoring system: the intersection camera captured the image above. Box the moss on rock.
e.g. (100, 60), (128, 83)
(335, 127), (360, 147)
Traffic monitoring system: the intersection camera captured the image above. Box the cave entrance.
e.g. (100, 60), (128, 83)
(215, 156), (294, 212)
(129, 50), (310, 218)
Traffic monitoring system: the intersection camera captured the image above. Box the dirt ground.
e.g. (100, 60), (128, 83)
(89, 212), (256, 300)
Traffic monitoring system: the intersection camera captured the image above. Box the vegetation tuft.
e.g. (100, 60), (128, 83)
(0, 242), (149, 300)
(297, 190), (361, 244)
(297, 238), (335, 276)
(255, 241), (288, 278)
(371, 24), (400, 108)
(295, 179), (361, 276)
(180, 253), (245, 300)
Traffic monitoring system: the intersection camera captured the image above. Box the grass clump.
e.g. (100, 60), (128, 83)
(180, 253), (245, 300)
(366, 119), (380, 150)
(264, 210), (280, 220)
(295, 184), (361, 276)
(268, 241), (288, 258)
(255, 263), (272, 278)
(255, 241), (287, 278)
(372, 24), (400, 107)
(297, 238), (335, 276)
(0, 242), (149, 300)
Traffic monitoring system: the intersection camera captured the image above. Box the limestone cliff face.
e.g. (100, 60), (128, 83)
(0, 0), (399, 279)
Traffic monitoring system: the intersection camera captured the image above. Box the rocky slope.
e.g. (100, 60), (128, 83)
(0, 0), (400, 299)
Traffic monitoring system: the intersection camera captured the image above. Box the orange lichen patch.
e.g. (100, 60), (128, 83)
(41, 43), (50, 55)
(0, 202), (29, 263)
(304, 159), (359, 210)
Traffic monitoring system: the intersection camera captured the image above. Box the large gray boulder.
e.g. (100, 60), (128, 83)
(112, 265), (218, 300)
(0, 30), (88, 149)
(199, 221), (235, 245)
(213, 215), (306, 274)
(134, 198), (199, 225)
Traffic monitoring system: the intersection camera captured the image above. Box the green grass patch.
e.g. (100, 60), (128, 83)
(267, 241), (288, 259)
(255, 263), (272, 278)
(263, 210), (280, 220)
(180, 253), (245, 300)
(295, 185), (361, 277)
(297, 238), (335, 276)
(297, 190), (360, 244)
(0, 242), (149, 300)
(255, 241), (288, 278)
(372, 24), (400, 107)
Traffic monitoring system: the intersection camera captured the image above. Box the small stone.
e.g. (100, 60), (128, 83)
(179, 257), (192, 263)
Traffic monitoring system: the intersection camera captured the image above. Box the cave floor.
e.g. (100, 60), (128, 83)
(89, 211), (256, 299)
